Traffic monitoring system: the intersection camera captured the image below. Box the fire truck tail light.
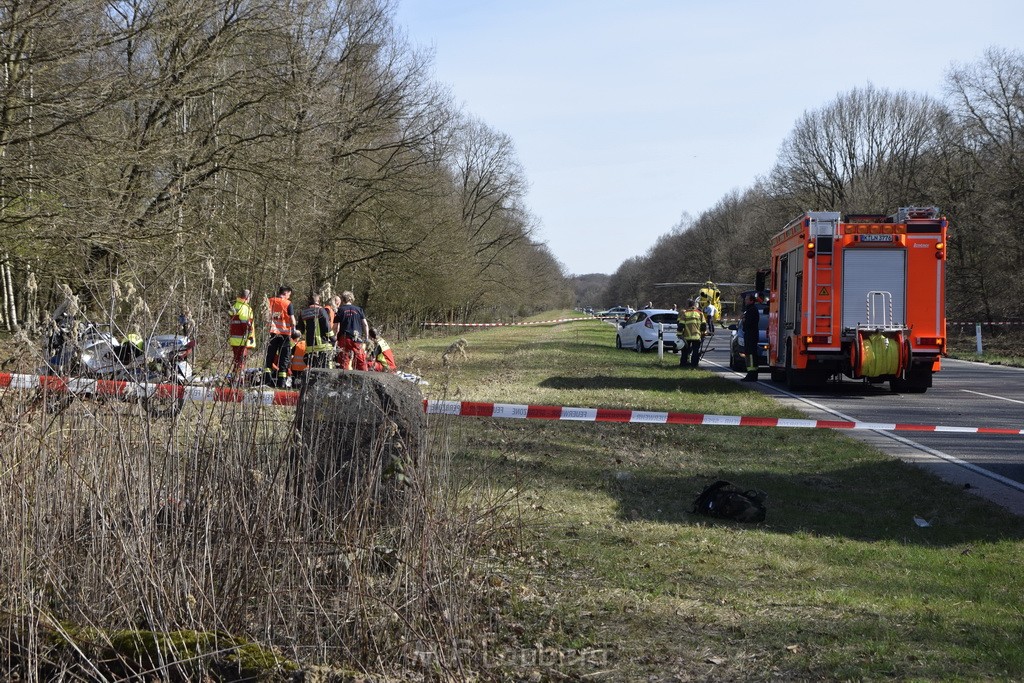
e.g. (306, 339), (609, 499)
(806, 241), (815, 258)
(805, 335), (830, 345)
(935, 242), (945, 259)
(916, 337), (943, 346)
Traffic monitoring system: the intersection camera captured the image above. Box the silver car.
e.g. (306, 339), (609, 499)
(616, 309), (679, 352)
(599, 305), (634, 319)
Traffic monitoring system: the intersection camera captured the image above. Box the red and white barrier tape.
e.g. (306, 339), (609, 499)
(6, 371), (1021, 436)
(0, 372), (299, 406)
(422, 317), (592, 327)
(424, 400), (1024, 436)
(949, 321), (1024, 327)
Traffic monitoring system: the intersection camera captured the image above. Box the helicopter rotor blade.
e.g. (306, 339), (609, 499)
(654, 281), (753, 288)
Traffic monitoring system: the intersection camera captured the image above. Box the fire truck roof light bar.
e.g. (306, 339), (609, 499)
(895, 206), (940, 221)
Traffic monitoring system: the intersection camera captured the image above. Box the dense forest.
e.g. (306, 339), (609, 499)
(0, 0), (572, 340)
(601, 48), (1024, 322)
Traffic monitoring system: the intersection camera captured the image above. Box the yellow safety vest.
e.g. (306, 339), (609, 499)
(680, 309), (705, 341)
(229, 299), (256, 348)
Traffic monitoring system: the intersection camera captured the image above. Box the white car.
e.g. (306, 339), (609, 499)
(615, 309), (679, 352)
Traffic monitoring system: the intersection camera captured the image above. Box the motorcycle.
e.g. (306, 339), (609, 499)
(42, 316), (196, 417)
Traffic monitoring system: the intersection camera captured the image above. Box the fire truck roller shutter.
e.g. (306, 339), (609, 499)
(841, 249), (906, 330)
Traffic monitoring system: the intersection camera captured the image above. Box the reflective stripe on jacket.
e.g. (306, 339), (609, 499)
(679, 309), (705, 341)
(229, 299), (256, 348)
(299, 304), (334, 352)
(267, 296), (294, 336)
(373, 338), (396, 370)
(290, 339), (307, 373)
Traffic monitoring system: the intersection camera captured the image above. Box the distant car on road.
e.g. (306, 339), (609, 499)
(616, 309), (679, 352)
(598, 305), (634, 319)
(729, 292), (769, 370)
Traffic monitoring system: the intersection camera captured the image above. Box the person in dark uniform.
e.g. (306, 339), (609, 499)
(297, 293), (336, 369)
(741, 293), (760, 382)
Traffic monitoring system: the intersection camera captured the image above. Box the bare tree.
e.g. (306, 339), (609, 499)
(1, 0), (569, 335)
(0, 0), (145, 321)
(771, 84), (941, 213)
(454, 116), (532, 270)
(943, 47), (1024, 318)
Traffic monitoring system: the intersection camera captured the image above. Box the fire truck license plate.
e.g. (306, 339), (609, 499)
(860, 234), (894, 242)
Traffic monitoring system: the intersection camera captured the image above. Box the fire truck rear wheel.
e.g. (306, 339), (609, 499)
(892, 368), (930, 394)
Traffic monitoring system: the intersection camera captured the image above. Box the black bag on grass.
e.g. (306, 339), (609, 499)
(691, 480), (766, 523)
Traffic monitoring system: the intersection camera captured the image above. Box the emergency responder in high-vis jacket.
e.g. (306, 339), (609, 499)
(367, 327), (396, 372)
(297, 293), (336, 370)
(289, 331), (307, 387)
(264, 285), (296, 388)
(678, 298), (707, 368)
(228, 289), (257, 379)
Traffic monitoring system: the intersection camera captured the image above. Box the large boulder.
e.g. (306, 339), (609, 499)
(290, 370), (425, 523)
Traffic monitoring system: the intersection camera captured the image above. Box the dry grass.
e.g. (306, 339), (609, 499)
(0, 376), (517, 680)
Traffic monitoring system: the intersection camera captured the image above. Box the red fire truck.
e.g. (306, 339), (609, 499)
(767, 207), (947, 392)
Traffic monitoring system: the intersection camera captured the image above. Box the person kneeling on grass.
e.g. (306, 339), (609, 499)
(367, 327), (396, 372)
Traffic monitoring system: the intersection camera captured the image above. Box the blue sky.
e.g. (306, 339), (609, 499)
(394, 0), (1021, 276)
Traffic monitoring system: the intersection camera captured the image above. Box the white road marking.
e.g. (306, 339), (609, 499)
(944, 357), (1024, 371)
(704, 358), (1024, 495)
(962, 389), (1024, 405)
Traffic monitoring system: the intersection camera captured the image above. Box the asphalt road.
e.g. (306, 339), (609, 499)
(693, 337), (1024, 515)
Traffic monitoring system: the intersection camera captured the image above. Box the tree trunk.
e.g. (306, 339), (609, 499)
(1, 259), (15, 331)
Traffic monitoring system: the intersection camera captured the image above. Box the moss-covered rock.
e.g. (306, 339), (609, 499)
(24, 624), (300, 681)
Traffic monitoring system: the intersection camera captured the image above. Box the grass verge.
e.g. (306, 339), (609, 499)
(407, 311), (1024, 681)
(947, 327), (1024, 367)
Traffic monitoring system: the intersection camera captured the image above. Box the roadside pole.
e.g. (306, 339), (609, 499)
(976, 323), (983, 355)
(658, 324), (664, 360)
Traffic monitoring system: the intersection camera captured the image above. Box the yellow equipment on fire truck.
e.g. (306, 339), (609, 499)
(767, 207), (947, 393)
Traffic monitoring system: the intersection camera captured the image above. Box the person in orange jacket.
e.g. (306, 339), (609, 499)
(289, 330), (307, 387)
(264, 285), (296, 388)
